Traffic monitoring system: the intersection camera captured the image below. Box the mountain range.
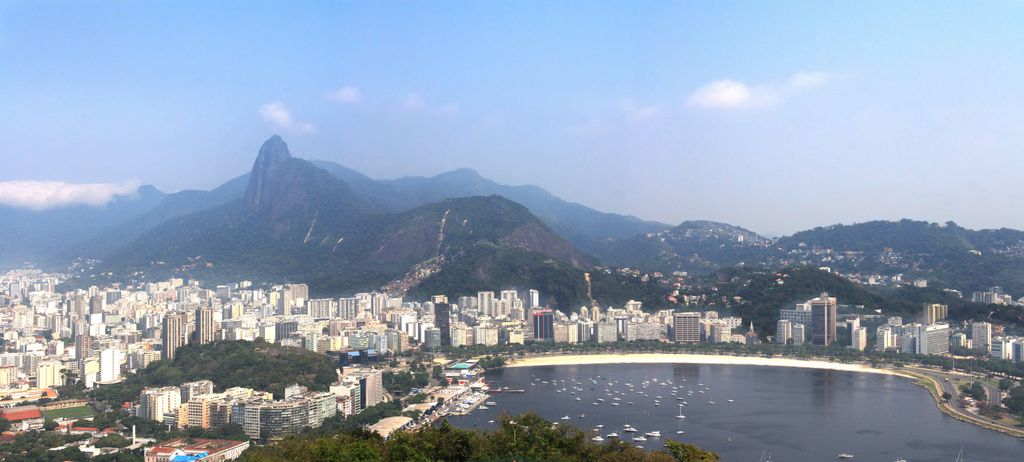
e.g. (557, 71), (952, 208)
(5, 135), (1024, 305)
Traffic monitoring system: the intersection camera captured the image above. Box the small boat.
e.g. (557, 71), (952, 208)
(560, 415), (571, 420)
(478, 406), (489, 410)
(612, 402), (620, 406)
(591, 436), (605, 442)
(632, 436), (647, 442)
(606, 433), (619, 438)
(644, 431), (661, 437)
(838, 454), (854, 459)
(486, 401), (497, 406)
(623, 426), (638, 433)
(596, 424), (604, 429)
(727, 399), (735, 403)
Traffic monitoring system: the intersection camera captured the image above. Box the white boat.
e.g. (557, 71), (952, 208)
(478, 405), (490, 410)
(591, 436), (605, 442)
(632, 436), (647, 442)
(623, 426), (638, 433)
(560, 415), (571, 420)
(606, 433), (619, 438)
(727, 399), (735, 403)
(644, 431), (661, 437)
(486, 401), (497, 406)
(596, 424), (604, 429)
(838, 454), (854, 459)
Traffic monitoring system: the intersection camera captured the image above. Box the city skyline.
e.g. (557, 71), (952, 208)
(2, 2), (1023, 235)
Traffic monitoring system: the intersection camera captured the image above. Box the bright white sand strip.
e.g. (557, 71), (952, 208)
(505, 353), (913, 377)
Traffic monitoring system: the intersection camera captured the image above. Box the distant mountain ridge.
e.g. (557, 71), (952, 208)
(8, 136), (1024, 300)
(89, 137), (609, 308)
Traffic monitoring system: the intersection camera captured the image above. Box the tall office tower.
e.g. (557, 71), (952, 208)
(434, 303), (452, 347)
(163, 312), (187, 360)
(275, 321), (298, 342)
(99, 347), (122, 383)
(89, 294), (105, 314)
(625, 300), (643, 312)
(289, 283), (309, 302)
(75, 334), (94, 360)
(499, 290), (519, 317)
(673, 312), (701, 343)
(851, 327), (868, 351)
(370, 293), (388, 319)
(916, 323), (951, 356)
(791, 323), (806, 345)
(477, 291), (495, 317)
(971, 321), (992, 353)
(591, 305), (601, 322)
(776, 320), (793, 345)
(809, 293), (837, 346)
(431, 295), (448, 304)
(532, 309), (554, 342)
(876, 325), (896, 350)
(275, 287), (293, 316)
(528, 289), (540, 309)
(924, 303), (949, 325)
(194, 307), (215, 344)
(846, 317), (861, 339)
(73, 294), (88, 318)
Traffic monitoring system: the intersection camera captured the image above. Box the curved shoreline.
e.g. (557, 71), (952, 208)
(503, 352), (913, 377)
(497, 352), (1024, 439)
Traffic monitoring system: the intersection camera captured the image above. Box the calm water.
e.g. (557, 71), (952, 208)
(445, 363), (1024, 461)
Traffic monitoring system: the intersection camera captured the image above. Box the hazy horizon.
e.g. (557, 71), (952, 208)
(2, 2), (1022, 235)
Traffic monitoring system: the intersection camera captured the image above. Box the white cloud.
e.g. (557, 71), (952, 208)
(687, 80), (761, 109)
(687, 71), (830, 110)
(259, 102), (314, 134)
(325, 86), (362, 103)
(0, 180), (141, 210)
(789, 71), (830, 89)
(620, 98), (661, 121)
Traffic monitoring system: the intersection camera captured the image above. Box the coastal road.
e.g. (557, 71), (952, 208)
(905, 367), (1023, 438)
(983, 382), (1003, 409)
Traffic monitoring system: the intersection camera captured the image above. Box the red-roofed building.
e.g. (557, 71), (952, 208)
(0, 405), (44, 431)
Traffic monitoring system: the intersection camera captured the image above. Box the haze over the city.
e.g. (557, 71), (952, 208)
(1, 1), (1022, 235)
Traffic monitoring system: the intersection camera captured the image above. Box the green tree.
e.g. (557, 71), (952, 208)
(664, 440), (720, 462)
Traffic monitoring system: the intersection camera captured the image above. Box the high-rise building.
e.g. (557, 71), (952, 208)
(434, 303), (452, 347)
(876, 325), (896, 350)
(851, 327), (868, 351)
(35, 361), (63, 389)
(924, 304), (948, 325)
(194, 307), (215, 345)
(532, 309), (554, 342)
(528, 289), (540, 309)
(809, 293), (837, 346)
(139, 386), (183, 422)
(971, 322), (992, 353)
(673, 312), (701, 344)
(99, 347), (122, 383)
(916, 323), (950, 356)
(776, 320), (793, 345)
(163, 312), (187, 360)
(275, 321), (298, 342)
(791, 323), (806, 345)
(477, 291), (495, 317)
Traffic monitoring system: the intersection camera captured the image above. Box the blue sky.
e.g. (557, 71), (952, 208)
(1, 1), (1022, 235)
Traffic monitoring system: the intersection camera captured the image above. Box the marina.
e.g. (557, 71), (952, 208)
(446, 362), (1024, 461)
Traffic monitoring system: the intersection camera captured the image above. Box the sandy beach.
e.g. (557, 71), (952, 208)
(505, 353), (914, 377)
